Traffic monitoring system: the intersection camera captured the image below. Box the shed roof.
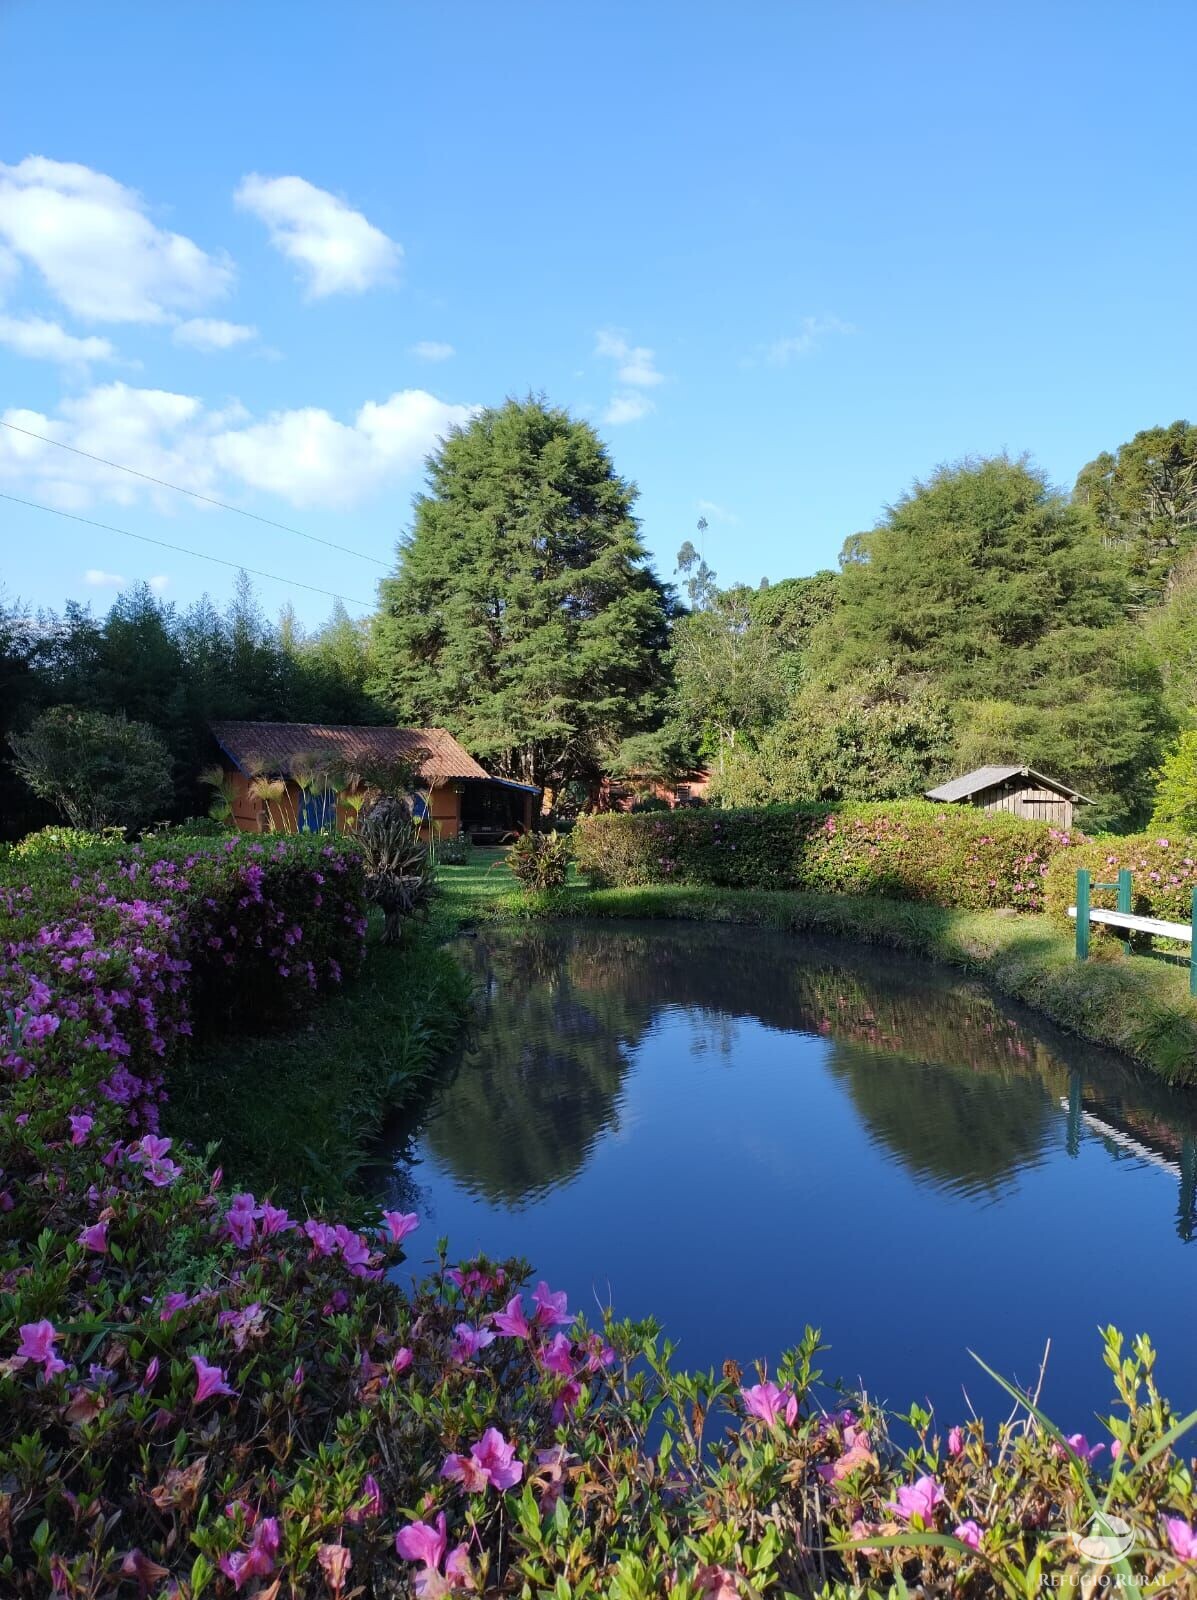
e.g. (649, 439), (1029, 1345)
(925, 765), (1090, 804)
(210, 721), (490, 785)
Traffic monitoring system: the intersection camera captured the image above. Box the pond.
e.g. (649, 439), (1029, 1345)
(377, 920), (1197, 1428)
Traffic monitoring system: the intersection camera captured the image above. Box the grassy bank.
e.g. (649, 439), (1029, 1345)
(167, 927), (472, 1211)
(440, 856), (1197, 1085)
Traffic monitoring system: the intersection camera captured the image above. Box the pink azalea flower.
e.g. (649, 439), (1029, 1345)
(78, 1219), (108, 1253)
(1167, 1517), (1197, 1561)
(347, 1473), (383, 1522)
(381, 1209), (419, 1244)
(218, 1516), (279, 1590)
(492, 1293), (533, 1340)
(947, 1425), (964, 1457)
(531, 1281), (573, 1328)
(191, 1354), (236, 1404)
(317, 1543), (352, 1595)
(15, 1319), (66, 1380)
(888, 1475), (945, 1525)
(954, 1519), (982, 1551)
(396, 1512), (448, 1568)
(391, 1347), (414, 1376)
(1059, 1433), (1105, 1464)
(69, 1112), (93, 1145)
(445, 1544), (474, 1589)
(542, 1332), (575, 1376)
(741, 1380), (799, 1429)
(451, 1322), (497, 1362)
(443, 1427), (524, 1493)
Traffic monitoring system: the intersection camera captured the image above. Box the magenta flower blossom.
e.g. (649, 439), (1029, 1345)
(531, 1280), (573, 1328)
(14, 1319), (66, 1380)
(218, 1516), (279, 1590)
(542, 1332), (575, 1376)
(1167, 1517), (1197, 1561)
(442, 1426), (524, 1493)
(69, 1112), (93, 1145)
(451, 1322), (497, 1362)
(947, 1425), (964, 1457)
(954, 1519), (982, 1551)
(1059, 1433), (1106, 1464)
(347, 1473), (383, 1522)
(78, 1219), (108, 1253)
(391, 1347), (413, 1375)
(191, 1354), (236, 1404)
(492, 1293), (533, 1340)
(888, 1475), (945, 1525)
(395, 1512), (447, 1568)
(381, 1209), (419, 1244)
(741, 1380), (799, 1429)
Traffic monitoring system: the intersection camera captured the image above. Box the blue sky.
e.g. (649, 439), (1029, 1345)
(2, 1), (1194, 627)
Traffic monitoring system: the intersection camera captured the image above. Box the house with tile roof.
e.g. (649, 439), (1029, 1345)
(209, 721), (539, 841)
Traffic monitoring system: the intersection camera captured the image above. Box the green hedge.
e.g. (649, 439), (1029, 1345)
(574, 801), (1075, 911)
(1044, 832), (1197, 926)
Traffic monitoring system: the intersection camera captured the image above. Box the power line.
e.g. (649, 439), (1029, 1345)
(0, 418), (390, 568)
(0, 492), (376, 609)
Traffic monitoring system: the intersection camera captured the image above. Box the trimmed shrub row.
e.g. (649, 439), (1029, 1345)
(1044, 831), (1197, 928)
(575, 801), (1076, 911)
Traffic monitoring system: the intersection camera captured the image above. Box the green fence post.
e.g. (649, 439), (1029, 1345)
(1076, 869), (1090, 961)
(1117, 868), (1132, 915)
(1191, 887), (1197, 997)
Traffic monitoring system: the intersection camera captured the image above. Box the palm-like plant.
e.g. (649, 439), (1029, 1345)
(357, 797), (438, 943)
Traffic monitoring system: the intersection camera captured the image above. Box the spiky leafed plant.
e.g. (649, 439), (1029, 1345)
(357, 796), (437, 943)
(198, 764), (237, 826)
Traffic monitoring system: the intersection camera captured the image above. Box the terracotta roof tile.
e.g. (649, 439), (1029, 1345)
(210, 721), (489, 784)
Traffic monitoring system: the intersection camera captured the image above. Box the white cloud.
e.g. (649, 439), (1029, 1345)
(602, 392), (654, 426)
(84, 569), (127, 587)
(0, 313), (116, 365)
(235, 174), (401, 298)
(0, 157), (233, 323)
(174, 317), (257, 351)
(761, 314), (856, 365)
(411, 340), (454, 362)
(1, 381), (476, 511)
(696, 498), (739, 525)
(213, 389), (475, 506)
(148, 573), (170, 593)
(595, 328), (664, 387)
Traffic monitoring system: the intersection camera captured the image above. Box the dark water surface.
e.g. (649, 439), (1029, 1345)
(378, 920), (1197, 1429)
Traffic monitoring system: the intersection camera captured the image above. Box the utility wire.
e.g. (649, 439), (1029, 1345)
(0, 418), (389, 568)
(0, 492), (376, 609)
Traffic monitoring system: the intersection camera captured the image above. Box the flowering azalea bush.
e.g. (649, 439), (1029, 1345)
(1044, 831), (1197, 929)
(576, 802), (1077, 912)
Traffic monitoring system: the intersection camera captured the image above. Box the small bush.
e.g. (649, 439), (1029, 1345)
(1044, 832), (1197, 927)
(575, 801), (1075, 911)
(435, 831), (472, 866)
(8, 705), (173, 831)
(12, 824), (123, 858)
(507, 829), (572, 890)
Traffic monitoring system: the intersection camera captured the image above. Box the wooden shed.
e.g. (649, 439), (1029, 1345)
(924, 765), (1089, 829)
(209, 721), (539, 841)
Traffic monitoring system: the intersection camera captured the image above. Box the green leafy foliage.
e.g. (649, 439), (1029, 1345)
(576, 801), (1074, 910)
(1150, 732), (1197, 835)
(372, 398), (674, 797)
(507, 829), (573, 891)
(8, 705), (173, 831)
(713, 664), (954, 807)
(1075, 420), (1197, 601)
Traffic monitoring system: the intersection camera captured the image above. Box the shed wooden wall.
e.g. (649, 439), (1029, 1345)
(974, 780), (1073, 828)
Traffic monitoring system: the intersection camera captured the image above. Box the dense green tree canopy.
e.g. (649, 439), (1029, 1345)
(671, 584), (784, 771)
(809, 456), (1166, 827)
(371, 399), (674, 796)
(9, 706), (173, 831)
(1074, 420), (1197, 601)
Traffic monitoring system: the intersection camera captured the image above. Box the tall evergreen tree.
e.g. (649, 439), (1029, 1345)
(1075, 420), (1197, 601)
(372, 398), (674, 797)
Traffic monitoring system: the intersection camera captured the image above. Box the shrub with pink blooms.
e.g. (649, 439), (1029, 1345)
(1044, 831), (1197, 930)
(576, 800), (1076, 912)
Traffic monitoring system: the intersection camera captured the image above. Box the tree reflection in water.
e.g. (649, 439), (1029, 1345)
(380, 921), (1197, 1239)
